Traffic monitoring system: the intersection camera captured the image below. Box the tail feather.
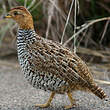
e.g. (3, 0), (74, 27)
(89, 83), (107, 99)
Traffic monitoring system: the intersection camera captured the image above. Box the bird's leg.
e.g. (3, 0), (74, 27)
(64, 92), (77, 109)
(35, 92), (55, 108)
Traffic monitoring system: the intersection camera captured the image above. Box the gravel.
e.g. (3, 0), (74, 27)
(0, 60), (110, 110)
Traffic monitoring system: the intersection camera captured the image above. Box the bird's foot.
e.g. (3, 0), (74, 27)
(64, 92), (77, 109)
(64, 103), (77, 109)
(35, 92), (55, 108)
(35, 103), (50, 108)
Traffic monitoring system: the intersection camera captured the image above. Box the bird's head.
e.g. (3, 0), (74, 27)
(4, 6), (34, 29)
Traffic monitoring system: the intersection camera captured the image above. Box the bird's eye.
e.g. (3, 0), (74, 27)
(13, 11), (19, 16)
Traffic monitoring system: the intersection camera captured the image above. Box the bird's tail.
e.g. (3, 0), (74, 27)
(89, 83), (107, 99)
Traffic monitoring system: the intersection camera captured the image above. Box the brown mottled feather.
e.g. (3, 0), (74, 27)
(28, 37), (92, 88)
(25, 35), (107, 98)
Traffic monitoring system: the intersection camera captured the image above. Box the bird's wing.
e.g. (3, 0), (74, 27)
(27, 38), (93, 86)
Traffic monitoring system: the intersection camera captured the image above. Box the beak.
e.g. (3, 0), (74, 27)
(3, 13), (12, 19)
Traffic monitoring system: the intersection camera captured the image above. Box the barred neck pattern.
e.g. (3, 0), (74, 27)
(17, 29), (36, 44)
(17, 29), (36, 69)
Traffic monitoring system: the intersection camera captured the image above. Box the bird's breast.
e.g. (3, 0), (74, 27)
(17, 41), (69, 93)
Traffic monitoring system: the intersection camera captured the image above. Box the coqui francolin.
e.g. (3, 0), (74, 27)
(4, 6), (109, 109)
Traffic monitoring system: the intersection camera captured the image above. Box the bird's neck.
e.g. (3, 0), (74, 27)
(19, 22), (34, 30)
(18, 16), (34, 30)
(17, 29), (37, 44)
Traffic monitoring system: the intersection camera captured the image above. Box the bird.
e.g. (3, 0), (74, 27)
(4, 6), (108, 109)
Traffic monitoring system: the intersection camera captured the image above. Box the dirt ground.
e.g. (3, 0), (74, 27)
(0, 57), (110, 110)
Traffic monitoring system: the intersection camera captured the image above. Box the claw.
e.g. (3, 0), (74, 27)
(35, 103), (50, 108)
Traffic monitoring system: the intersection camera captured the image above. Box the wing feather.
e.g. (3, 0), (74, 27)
(27, 38), (93, 87)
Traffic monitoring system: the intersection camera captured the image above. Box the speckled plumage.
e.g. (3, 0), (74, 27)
(17, 29), (68, 93)
(17, 29), (106, 98)
(5, 6), (108, 109)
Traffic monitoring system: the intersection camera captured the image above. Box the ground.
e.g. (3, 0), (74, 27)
(0, 58), (110, 110)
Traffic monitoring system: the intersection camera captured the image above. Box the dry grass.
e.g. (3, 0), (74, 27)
(1, 0), (110, 49)
(0, 0), (110, 85)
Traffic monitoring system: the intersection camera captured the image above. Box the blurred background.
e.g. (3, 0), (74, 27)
(0, 1), (110, 109)
(0, 0), (110, 82)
